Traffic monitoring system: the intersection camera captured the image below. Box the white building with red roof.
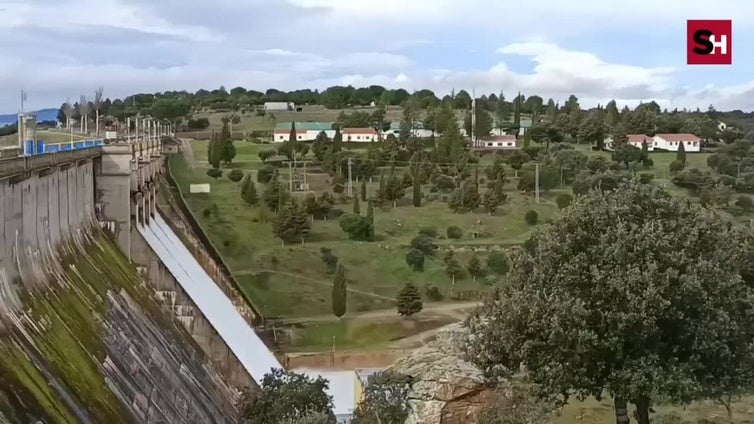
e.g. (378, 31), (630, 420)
(604, 133), (701, 152)
(343, 127), (377, 142)
(472, 135), (518, 150)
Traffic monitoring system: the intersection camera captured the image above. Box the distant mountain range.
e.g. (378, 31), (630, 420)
(0, 108), (58, 126)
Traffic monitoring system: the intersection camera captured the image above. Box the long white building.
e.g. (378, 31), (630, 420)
(604, 133), (702, 152)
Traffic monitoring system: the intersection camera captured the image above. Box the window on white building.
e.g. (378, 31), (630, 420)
(486, 142), (493, 147)
(693, 141), (698, 146)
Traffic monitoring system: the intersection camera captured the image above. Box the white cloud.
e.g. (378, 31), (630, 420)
(1, 0), (753, 112)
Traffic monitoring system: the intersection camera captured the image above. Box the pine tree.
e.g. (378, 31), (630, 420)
(396, 282), (423, 317)
(241, 175), (258, 206)
(332, 265), (347, 318)
(263, 173), (284, 211)
(360, 179), (367, 201)
(677, 140), (686, 164)
(208, 132), (222, 168)
(272, 200), (310, 245)
(641, 140), (649, 161)
(483, 189), (501, 215)
(412, 177), (421, 207)
(366, 200), (375, 239)
(332, 127), (342, 153)
(444, 251), (463, 288)
(353, 194), (361, 214)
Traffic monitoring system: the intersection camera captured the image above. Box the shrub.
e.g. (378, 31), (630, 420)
(435, 175), (455, 191)
(736, 195), (754, 211)
(206, 168), (222, 179)
(425, 284), (443, 301)
(257, 165), (275, 183)
(669, 160), (685, 174)
(446, 226), (463, 239)
(639, 173), (654, 184)
(405, 249), (425, 271)
(228, 169), (244, 182)
(487, 252), (510, 275)
(524, 210), (539, 225)
(429, 186), (438, 193)
(339, 214), (373, 241)
(333, 183), (345, 194)
(419, 227), (438, 238)
(202, 208), (211, 218)
(410, 235), (438, 257)
(555, 194), (572, 210)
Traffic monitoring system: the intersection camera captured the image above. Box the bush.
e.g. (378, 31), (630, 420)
(410, 235), (438, 257)
(339, 214), (373, 241)
(228, 169), (244, 182)
(669, 160), (685, 174)
(736, 195), (754, 211)
(446, 226), (463, 239)
(186, 117), (210, 130)
(524, 210), (539, 225)
(419, 227), (438, 238)
(435, 175), (455, 191)
(487, 252), (510, 275)
(639, 173), (654, 184)
(425, 284), (444, 301)
(257, 165), (275, 183)
(333, 183), (345, 194)
(206, 168), (222, 179)
(405, 249), (425, 271)
(555, 194), (572, 209)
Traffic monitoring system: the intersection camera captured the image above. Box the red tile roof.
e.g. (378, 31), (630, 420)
(655, 133), (701, 142)
(482, 135), (517, 142)
(274, 129), (292, 134)
(343, 128), (376, 135)
(626, 134), (650, 143)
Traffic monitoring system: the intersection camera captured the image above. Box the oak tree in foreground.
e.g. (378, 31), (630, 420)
(241, 368), (335, 424)
(465, 180), (754, 424)
(352, 371), (412, 424)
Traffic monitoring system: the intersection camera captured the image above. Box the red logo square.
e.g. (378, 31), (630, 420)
(687, 20), (732, 65)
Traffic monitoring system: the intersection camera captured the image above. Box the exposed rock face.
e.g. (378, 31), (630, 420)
(386, 323), (496, 424)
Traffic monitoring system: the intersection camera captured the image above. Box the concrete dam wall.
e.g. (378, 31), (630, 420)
(0, 150), (245, 422)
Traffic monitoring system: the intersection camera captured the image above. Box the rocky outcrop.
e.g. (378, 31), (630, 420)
(386, 323), (496, 424)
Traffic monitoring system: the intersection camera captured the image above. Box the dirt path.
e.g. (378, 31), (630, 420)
(273, 301), (479, 325)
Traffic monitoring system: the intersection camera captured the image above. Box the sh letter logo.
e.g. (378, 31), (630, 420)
(687, 20), (732, 65)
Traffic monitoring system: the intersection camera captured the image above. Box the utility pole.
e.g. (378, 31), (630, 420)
(18, 90), (26, 150)
(535, 162), (541, 204)
(347, 158), (353, 196)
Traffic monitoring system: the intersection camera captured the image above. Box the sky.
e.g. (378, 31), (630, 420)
(1, 0), (753, 114)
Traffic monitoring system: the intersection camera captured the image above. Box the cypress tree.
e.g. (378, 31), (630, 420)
(412, 177), (421, 207)
(332, 127), (342, 153)
(494, 175), (505, 200)
(332, 265), (347, 318)
(366, 200), (375, 239)
(641, 140), (649, 161)
(220, 120), (236, 165)
(360, 179), (367, 202)
(396, 282), (423, 317)
(241, 175), (258, 205)
(677, 140), (686, 164)
(353, 193), (360, 214)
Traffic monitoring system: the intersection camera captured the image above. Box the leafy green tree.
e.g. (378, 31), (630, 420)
(669, 159), (685, 175)
(464, 106), (493, 139)
(241, 368), (335, 424)
(410, 235), (438, 257)
(466, 181), (754, 424)
(312, 131), (329, 161)
(517, 165), (559, 193)
(228, 169), (244, 182)
(352, 372), (412, 424)
(612, 143), (643, 169)
(339, 214), (372, 241)
(206, 168), (222, 179)
(150, 97), (191, 130)
(444, 251), (463, 287)
(258, 149), (275, 163)
(507, 150), (531, 171)
(272, 199), (310, 245)
(257, 165), (276, 183)
(384, 174), (405, 207)
(467, 255), (485, 282)
(577, 111), (607, 147)
(241, 175), (258, 206)
(448, 178), (481, 212)
(396, 282), (423, 316)
(486, 252), (510, 275)
(555, 193), (572, 209)
(483, 189), (501, 215)
(263, 173), (285, 211)
(331, 265), (347, 318)
(446, 226), (463, 239)
(405, 249), (425, 271)
(360, 179), (367, 201)
(677, 140), (687, 164)
(736, 195), (754, 212)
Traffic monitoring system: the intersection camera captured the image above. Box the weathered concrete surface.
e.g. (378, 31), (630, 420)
(0, 230), (240, 423)
(386, 324), (496, 424)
